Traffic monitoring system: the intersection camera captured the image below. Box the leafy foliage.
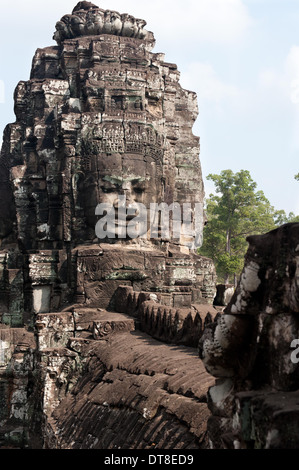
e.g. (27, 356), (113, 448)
(198, 169), (294, 284)
(274, 209), (299, 224)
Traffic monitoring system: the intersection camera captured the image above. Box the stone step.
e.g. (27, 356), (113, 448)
(47, 329), (215, 449)
(36, 308), (135, 350)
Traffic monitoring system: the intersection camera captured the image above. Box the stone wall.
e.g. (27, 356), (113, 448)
(199, 223), (299, 449)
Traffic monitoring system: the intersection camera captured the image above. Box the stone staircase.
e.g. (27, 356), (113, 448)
(42, 319), (216, 449)
(31, 287), (218, 449)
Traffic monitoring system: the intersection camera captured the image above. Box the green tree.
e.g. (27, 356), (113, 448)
(273, 209), (299, 224)
(295, 173), (299, 181)
(199, 169), (276, 285)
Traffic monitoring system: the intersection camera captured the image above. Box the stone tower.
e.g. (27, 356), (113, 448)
(0, 2), (217, 448)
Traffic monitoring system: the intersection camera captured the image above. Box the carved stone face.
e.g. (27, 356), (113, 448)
(53, 21), (70, 43)
(98, 154), (161, 204)
(86, 9), (104, 35)
(80, 152), (163, 242)
(121, 14), (138, 37)
(110, 12), (122, 35)
(102, 11), (112, 34)
(70, 15), (85, 36)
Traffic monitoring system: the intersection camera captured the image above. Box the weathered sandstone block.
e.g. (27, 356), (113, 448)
(200, 223), (299, 448)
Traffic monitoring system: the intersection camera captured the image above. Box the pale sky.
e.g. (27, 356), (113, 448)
(0, 0), (299, 215)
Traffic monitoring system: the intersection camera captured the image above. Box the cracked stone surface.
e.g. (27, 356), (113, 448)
(0, 2), (218, 449)
(199, 223), (299, 449)
(46, 328), (214, 449)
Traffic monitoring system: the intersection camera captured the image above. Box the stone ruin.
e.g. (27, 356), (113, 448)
(200, 222), (299, 448)
(0, 2), (219, 448)
(1, 1), (298, 451)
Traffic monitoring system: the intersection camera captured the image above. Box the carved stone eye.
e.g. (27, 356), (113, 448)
(101, 186), (116, 194)
(133, 187), (144, 194)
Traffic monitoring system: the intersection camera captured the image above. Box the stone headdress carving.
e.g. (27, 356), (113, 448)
(53, 2), (151, 44)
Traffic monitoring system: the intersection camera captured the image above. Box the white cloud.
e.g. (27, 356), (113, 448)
(259, 46), (299, 106)
(258, 46), (299, 150)
(285, 46), (299, 104)
(184, 0), (253, 44)
(180, 61), (242, 118)
(151, 0), (252, 45)
(258, 68), (283, 89)
(0, 0), (254, 52)
(182, 62), (240, 101)
(29, 0), (253, 46)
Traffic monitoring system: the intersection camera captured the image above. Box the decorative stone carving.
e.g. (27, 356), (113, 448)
(214, 284), (235, 307)
(53, 3), (152, 45)
(0, 2), (217, 449)
(199, 223), (299, 449)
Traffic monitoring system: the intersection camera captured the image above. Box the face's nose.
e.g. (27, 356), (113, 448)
(121, 180), (132, 193)
(113, 182), (140, 219)
(113, 181), (135, 208)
